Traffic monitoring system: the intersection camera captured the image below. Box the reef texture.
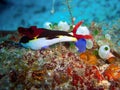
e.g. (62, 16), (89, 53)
(0, 23), (120, 90)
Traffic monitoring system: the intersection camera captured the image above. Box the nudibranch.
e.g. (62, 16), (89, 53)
(72, 21), (93, 53)
(18, 26), (77, 50)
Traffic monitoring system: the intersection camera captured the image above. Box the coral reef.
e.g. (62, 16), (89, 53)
(0, 22), (120, 90)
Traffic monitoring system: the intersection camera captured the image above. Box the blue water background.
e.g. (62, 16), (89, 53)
(0, 0), (120, 31)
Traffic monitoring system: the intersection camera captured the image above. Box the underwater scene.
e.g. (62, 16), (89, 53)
(0, 0), (120, 90)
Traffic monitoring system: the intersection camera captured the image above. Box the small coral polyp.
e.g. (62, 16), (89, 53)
(98, 45), (110, 59)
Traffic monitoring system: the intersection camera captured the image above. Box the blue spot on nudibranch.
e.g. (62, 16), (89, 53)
(75, 39), (86, 53)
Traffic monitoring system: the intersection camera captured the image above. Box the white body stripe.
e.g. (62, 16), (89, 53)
(21, 36), (77, 50)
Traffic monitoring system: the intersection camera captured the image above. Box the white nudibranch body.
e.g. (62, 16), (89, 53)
(21, 36), (77, 50)
(76, 26), (90, 35)
(98, 45), (110, 59)
(58, 21), (70, 31)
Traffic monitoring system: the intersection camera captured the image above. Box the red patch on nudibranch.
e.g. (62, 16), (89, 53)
(72, 21), (93, 40)
(18, 26), (44, 39)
